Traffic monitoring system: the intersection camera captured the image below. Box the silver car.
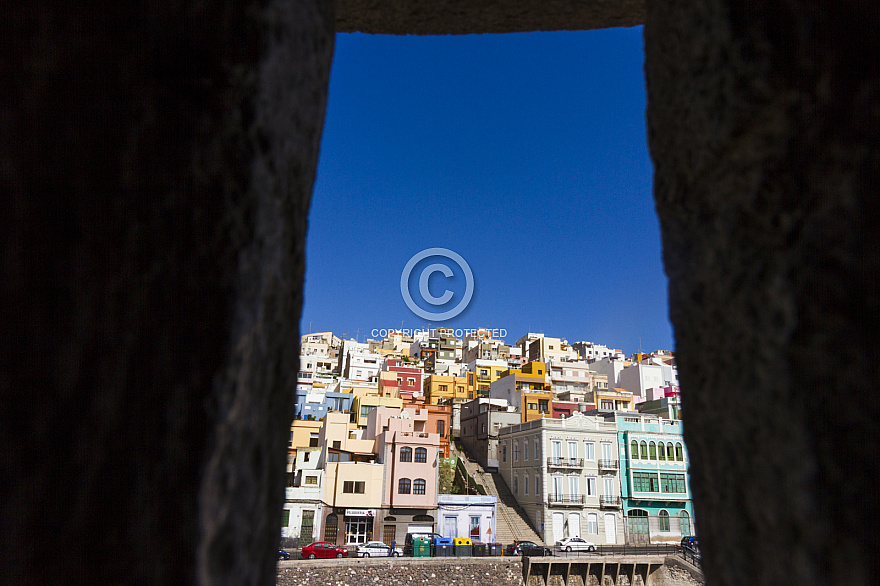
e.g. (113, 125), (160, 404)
(355, 541), (403, 557)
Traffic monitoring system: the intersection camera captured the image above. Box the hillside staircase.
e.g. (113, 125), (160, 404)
(451, 442), (544, 546)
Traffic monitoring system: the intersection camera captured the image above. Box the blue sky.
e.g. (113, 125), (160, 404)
(301, 27), (674, 355)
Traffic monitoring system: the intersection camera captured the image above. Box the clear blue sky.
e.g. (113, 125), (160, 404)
(301, 27), (674, 356)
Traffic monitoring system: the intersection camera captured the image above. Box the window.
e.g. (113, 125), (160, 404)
(523, 474), (529, 495)
(332, 440), (341, 450)
(305, 475), (318, 485)
(534, 440), (539, 459)
(601, 400), (614, 409)
(585, 442), (595, 461)
(630, 440), (638, 459)
(437, 420), (445, 437)
(535, 475), (540, 495)
(360, 405), (375, 418)
(538, 400), (549, 413)
(328, 452), (340, 462)
(468, 391), (474, 399)
(587, 513), (598, 534)
(667, 442), (675, 460)
(470, 515), (481, 540)
(658, 443), (666, 460)
(502, 444), (507, 462)
(640, 441), (648, 460)
(680, 511), (692, 537)
(480, 369), (488, 377)
(513, 441), (519, 462)
(659, 510), (670, 531)
(310, 433), (319, 448)
(675, 442), (684, 461)
(400, 446), (412, 462)
(457, 386), (464, 394)
(289, 431), (293, 446)
(398, 478), (411, 494)
(649, 442), (657, 460)
(569, 475), (579, 497)
(439, 384), (448, 392)
(413, 478), (426, 495)
(523, 441), (529, 461)
(408, 378), (415, 385)
(304, 451), (311, 462)
(513, 475), (518, 494)
(586, 476), (596, 496)
(660, 473), (687, 493)
(633, 472), (659, 492)
(528, 403), (538, 410)
(343, 481), (365, 494)
(415, 447), (427, 463)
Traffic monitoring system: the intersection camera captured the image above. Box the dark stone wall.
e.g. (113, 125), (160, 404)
(0, 2), (334, 584)
(645, 1), (879, 584)
(3, 1), (878, 585)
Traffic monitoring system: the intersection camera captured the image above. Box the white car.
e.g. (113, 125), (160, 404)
(555, 537), (597, 552)
(355, 541), (403, 557)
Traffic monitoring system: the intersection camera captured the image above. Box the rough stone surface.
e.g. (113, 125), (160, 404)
(646, 1), (879, 585)
(276, 558), (523, 586)
(336, 0), (644, 34)
(1, 1), (334, 584)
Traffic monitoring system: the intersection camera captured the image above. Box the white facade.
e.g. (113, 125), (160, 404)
(573, 342), (625, 362)
(617, 363), (679, 404)
(588, 358), (631, 389)
(437, 495), (498, 543)
(497, 413), (624, 546)
(283, 448), (324, 542)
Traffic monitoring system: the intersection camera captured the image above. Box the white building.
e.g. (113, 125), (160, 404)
(588, 357), (632, 390)
(617, 362), (679, 404)
(572, 341), (625, 362)
(283, 447), (324, 544)
(498, 413), (624, 546)
(437, 495), (498, 543)
(546, 359), (609, 400)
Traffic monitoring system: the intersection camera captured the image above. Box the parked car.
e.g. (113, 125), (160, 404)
(681, 536), (699, 551)
(301, 542), (349, 559)
(402, 532), (443, 556)
(356, 541), (403, 557)
(278, 550), (291, 561)
(507, 540), (552, 556)
(555, 537), (597, 552)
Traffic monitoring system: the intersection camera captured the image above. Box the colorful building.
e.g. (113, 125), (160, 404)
(489, 361), (553, 422)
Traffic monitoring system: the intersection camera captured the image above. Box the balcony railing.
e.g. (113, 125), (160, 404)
(599, 495), (621, 508)
(598, 459), (619, 470)
(547, 493), (585, 506)
(547, 457), (584, 468)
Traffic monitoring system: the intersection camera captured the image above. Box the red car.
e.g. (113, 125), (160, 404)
(301, 541), (348, 559)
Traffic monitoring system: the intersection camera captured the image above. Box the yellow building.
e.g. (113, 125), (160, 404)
(490, 361), (553, 422)
(593, 387), (635, 411)
(469, 359), (509, 396)
(350, 393), (404, 428)
(423, 373), (477, 404)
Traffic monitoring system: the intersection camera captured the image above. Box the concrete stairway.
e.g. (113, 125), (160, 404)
(451, 443), (544, 546)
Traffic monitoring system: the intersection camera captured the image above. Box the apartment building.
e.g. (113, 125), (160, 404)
(423, 372), (477, 405)
(368, 407), (442, 546)
(497, 413), (624, 546)
(597, 411), (694, 544)
(489, 361), (553, 423)
(459, 398), (520, 471)
(470, 358), (517, 398)
(283, 447), (324, 544)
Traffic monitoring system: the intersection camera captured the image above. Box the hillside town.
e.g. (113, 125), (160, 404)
(284, 328), (691, 553)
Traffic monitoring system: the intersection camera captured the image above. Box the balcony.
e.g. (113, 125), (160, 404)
(598, 459), (619, 470)
(600, 495), (621, 508)
(547, 457), (584, 468)
(547, 493), (585, 506)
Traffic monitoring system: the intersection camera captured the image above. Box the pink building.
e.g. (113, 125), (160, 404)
(366, 407), (440, 545)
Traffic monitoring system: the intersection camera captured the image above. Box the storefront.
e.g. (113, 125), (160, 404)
(342, 508), (375, 545)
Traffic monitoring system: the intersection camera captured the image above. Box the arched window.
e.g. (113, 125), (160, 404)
(627, 509), (649, 536)
(666, 442), (674, 460)
(400, 446), (412, 462)
(384, 516), (397, 522)
(659, 510), (670, 531)
(640, 441), (648, 460)
(675, 442), (684, 461)
(415, 447), (427, 463)
(631, 440), (639, 459)
(413, 514), (434, 523)
(679, 511), (691, 537)
(513, 475), (518, 494)
(413, 478), (426, 495)
(649, 442), (657, 460)
(398, 478), (411, 494)
(324, 513), (338, 542)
